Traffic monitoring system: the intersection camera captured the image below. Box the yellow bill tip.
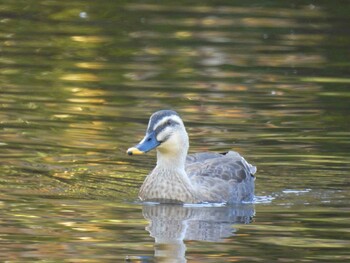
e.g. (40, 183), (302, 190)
(127, 147), (145, 156)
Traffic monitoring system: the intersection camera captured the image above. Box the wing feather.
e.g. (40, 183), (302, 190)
(185, 151), (256, 203)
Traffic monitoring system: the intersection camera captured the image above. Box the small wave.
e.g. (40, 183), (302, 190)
(253, 195), (275, 204)
(282, 189), (312, 194)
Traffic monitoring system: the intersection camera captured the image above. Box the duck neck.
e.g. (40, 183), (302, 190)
(154, 146), (198, 203)
(156, 147), (187, 171)
(156, 130), (189, 171)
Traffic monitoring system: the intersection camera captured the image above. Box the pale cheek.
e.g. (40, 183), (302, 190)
(162, 133), (180, 148)
(156, 128), (171, 142)
(156, 134), (163, 142)
(157, 137), (178, 155)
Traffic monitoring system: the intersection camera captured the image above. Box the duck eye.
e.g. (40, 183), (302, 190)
(166, 119), (172, 125)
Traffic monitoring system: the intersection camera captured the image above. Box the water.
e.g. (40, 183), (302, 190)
(1, 0), (350, 262)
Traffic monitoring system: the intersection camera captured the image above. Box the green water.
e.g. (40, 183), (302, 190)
(1, 0), (350, 262)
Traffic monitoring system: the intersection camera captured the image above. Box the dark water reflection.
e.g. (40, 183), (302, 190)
(142, 204), (254, 262)
(1, 0), (350, 262)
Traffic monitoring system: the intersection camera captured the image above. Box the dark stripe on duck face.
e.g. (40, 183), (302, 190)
(154, 120), (178, 142)
(153, 116), (183, 143)
(147, 110), (180, 134)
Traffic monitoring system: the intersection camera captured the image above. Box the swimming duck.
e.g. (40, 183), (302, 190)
(127, 110), (256, 204)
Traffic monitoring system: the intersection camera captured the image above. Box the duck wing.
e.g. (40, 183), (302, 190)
(186, 151), (256, 177)
(185, 151), (256, 203)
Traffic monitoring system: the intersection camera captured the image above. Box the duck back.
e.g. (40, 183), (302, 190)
(185, 151), (256, 203)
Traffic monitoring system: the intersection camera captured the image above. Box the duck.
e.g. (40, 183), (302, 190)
(127, 110), (256, 204)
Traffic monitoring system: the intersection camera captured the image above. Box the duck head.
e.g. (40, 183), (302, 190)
(127, 110), (189, 159)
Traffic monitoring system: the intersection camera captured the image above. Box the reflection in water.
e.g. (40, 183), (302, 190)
(142, 204), (254, 262)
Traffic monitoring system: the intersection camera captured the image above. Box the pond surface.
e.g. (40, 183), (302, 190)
(1, 0), (350, 262)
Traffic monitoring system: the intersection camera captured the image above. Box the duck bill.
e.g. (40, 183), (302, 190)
(127, 131), (160, 155)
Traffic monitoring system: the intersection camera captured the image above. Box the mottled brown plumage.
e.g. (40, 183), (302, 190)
(127, 110), (256, 204)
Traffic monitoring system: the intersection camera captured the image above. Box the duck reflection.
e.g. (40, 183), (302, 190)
(141, 204), (255, 263)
